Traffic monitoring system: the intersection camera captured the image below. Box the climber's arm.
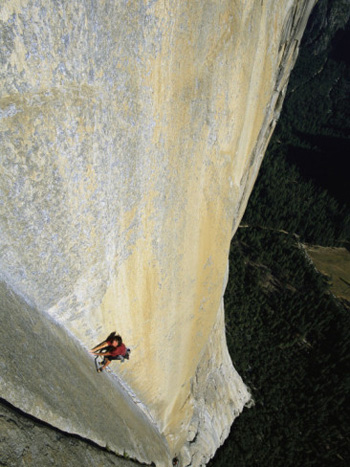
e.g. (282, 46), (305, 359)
(89, 341), (108, 353)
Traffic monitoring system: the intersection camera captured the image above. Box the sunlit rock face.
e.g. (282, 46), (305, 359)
(0, 0), (316, 465)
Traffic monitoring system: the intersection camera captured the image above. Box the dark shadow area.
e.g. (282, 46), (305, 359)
(329, 25), (350, 65)
(286, 133), (350, 206)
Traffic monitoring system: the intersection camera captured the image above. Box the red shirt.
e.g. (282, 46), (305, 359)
(109, 343), (127, 357)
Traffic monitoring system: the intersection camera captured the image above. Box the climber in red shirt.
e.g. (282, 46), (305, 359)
(90, 331), (118, 353)
(90, 334), (128, 372)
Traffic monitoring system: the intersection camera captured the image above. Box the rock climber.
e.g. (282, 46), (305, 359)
(90, 331), (118, 353)
(90, 333), (128, 372)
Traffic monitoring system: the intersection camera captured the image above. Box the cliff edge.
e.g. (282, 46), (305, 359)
(0, 1), (316, 465)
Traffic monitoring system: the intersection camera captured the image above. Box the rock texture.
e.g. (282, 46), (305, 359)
(0, 281), (171, 465)
(0, 1), (316, 465)
(0, 399), (142, 467)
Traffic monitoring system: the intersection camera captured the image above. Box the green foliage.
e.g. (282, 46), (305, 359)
(209, 230), (350, 467)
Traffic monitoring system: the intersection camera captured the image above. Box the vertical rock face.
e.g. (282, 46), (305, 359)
(0, 1), (316, 465)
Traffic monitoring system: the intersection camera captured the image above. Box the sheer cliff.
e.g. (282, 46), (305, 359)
(0, 1), (316, 466)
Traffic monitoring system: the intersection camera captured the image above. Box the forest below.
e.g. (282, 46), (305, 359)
(209, 1), (350, 465)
